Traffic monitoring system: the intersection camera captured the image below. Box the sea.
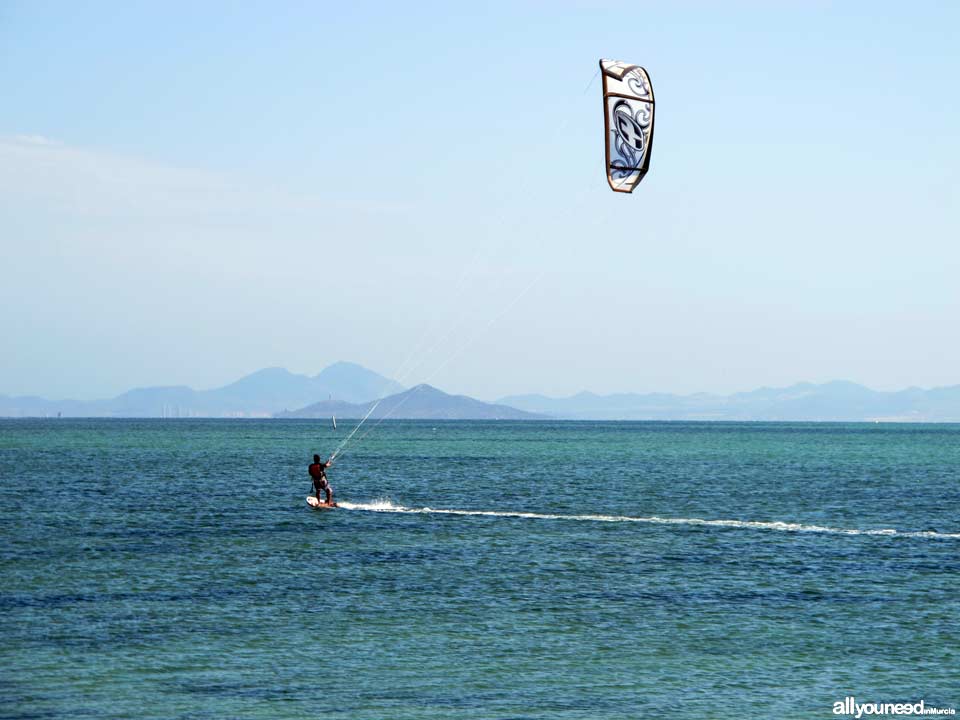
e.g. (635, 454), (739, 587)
(2, 419), (958, 719)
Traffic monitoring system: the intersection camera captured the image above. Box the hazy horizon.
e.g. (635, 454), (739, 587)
(2, 2), (957, 401)
(4, 360), (957, 405)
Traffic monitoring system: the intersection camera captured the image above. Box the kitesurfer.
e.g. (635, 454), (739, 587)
(309, 454), (335, 506)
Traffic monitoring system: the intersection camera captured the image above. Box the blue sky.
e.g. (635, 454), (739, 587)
(1, 1), (958, 400)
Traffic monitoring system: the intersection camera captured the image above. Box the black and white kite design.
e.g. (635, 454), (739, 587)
(600, 59), (655, 193)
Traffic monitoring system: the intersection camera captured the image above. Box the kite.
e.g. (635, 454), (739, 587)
(600, 59), (655, 193)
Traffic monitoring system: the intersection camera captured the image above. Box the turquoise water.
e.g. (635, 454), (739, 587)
(2, 419), (959, 719)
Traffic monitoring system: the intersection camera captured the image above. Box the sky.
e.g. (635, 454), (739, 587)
(1, 1), (958, 401)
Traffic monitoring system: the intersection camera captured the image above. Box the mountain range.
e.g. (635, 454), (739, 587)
(0, 362), (403, 418)
(498, 381), (960, 422)
(5, 364), (960, 421)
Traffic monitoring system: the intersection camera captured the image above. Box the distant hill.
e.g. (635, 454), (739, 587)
(277, 384), (546, 420)
(7, 372), (960, 421)
(0, 362), (404, 417)
(497, 381), (960, 422)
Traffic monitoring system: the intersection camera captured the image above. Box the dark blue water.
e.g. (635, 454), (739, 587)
(2, 419), (958, 718)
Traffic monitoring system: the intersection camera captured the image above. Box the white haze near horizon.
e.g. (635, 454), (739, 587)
(1, 2), (958, 402)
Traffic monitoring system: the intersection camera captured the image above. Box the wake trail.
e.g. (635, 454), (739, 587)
(337, 500), (960, 541)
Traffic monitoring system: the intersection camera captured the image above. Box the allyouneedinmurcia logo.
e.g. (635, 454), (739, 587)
(834, 697), (956, 717)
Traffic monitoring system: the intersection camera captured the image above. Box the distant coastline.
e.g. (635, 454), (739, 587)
(4, 363), (960, 422)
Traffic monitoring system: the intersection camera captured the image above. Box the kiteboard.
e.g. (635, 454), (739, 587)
(307, 496), (337, 510)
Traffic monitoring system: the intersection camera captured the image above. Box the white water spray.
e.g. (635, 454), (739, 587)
(335, 500), (960, 541)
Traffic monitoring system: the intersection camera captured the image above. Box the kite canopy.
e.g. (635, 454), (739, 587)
(600, 59), (655, 193)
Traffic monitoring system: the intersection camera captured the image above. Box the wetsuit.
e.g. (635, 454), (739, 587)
(309, 462), (332, 504)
